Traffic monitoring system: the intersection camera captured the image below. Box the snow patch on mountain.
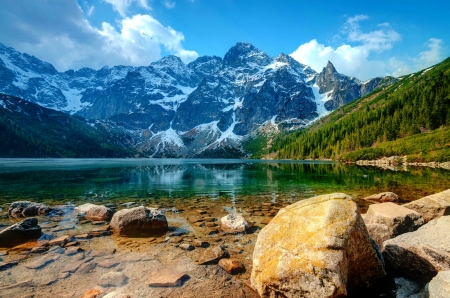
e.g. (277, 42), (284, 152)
(311, 84), (332, 118)
(61, 88), (91, 114)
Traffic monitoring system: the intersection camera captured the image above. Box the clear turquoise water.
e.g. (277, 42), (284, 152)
(0, 159), (449, 211)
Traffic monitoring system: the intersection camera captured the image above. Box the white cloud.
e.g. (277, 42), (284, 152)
(163, 0), (176, 9)
(103, 0), (151, 17)
(290, 15), (443, 80)
(0, 0), (198, 71)
(87, 5), (95, 16)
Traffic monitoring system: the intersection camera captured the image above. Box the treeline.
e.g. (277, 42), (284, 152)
(276, 57), (450, 162)
(0, 94), (135, 158)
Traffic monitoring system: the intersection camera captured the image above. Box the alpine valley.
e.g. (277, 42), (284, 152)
(0, 42), (397, 158)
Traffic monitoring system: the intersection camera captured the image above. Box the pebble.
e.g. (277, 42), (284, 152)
(218, 258), (245, 274)
(73, 233), (93, 240)
(49, 235), (70, 247)
(145, 268), (188, 287)
(179, 243), (194, 251)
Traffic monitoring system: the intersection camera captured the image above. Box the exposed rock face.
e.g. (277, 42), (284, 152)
(220, 214), (249, 233)
(8, 201), (52, 217)
(428, 270), (450, 298)
(0, 42), (396, 158)
(110, 206), (168, 236)
(383, 216), (450, 281)
(363, 202), (424, 247)
(403, 189), (450, 222)
(74, 203), (114, 221)
(363, 192), (400, 203)
(251, 193), (386, 298)
(0, 218), (41, 244)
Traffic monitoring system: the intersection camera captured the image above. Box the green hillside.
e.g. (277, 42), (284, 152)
(274, 57), (450, 162)
(0, 94), (136, 158)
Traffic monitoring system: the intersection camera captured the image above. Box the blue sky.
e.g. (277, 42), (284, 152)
(0, 0), (448, 80)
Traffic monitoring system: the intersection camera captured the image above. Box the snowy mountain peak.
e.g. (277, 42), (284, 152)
(224, 42), (272, 67)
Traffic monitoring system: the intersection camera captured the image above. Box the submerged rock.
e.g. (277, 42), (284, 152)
(218, 258), (245, 274)
(146, 268), (188, 287)
(0, 218), (41, 245)
(110, 206), (168, 236)
(220, 214), (250, 233)
(403, 189), (450, 222)
(198, 245), (229, 265)
(383, 216), (450, 281)
(251, 193), (386, 298)
(8, 201), (52, 217)
(74, 203), (114, 221)
(363, 192), (400, 203)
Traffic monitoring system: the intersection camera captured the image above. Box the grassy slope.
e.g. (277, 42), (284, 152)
(273, 57), (450, 161)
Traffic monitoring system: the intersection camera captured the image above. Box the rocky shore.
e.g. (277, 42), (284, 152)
(0, 190), (449, 297)
(354, 156), (450, 171)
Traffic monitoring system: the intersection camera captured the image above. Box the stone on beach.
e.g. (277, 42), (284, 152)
(403, 189), (450, 222)
(218, 258), (245, 274)
(110, 206), (168, 236)
(198, 245), (229, 265)
(8, 201), (52, 217)
(363, 202), (424, 247)
(146, 268), (188, 287)
(251, 193), (386, 298)
(49, 235), (70, 247)
(0, 218), (41, 244)
(220, 214), (249, 233)
(383, 216), (450, 281)
(363, 192), (400, 203)
(99, 271), (128, 287)
(74, 203), (114, 221)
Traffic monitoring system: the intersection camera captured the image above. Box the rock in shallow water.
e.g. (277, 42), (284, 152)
(198, 245), (229, 265)
(8, 201), (52, 217)
(99, 271), (128, 287)
(146, 268), (188, 287)
(110, 206), (168, 236)
(220, 214), (250, 234)
(0, 218), (41, 245)
(74, 203), (114, 221)
(363, 192), (400, 203)
(251, 193), (386, 298)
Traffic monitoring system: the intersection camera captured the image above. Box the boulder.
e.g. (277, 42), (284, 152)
(363, 202), (425, 247)
(403, 189), (450, 222)
(427, 270), (450, 298)
(251, 193), (386, 298)
(110, 206), (167, 236)
(0, 218), (41, 245)
(365, 223), (391, 249)
(363, 192), (400, 203)
(220, 214), (249, 233)
(8, 201), (52, 217)
(74, 203), (113, 221)
(383, 216), (450, 281)
(198, 245), (229, 265)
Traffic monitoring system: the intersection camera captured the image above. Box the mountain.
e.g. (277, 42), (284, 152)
(273, 57), (450, 162)
(0, 42), (397, 157)
(0, 93), (135, 158)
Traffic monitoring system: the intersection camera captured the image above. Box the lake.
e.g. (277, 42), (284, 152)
(0, 158), (449, 213)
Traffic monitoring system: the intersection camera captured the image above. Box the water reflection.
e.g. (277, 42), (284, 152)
(0, 159), (449, 207)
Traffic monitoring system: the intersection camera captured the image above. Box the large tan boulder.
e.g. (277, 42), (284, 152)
(427, 270), (450, 298)
(403, 189), (450, 222)
(251, 193), (386, 298)
(110, 206), (167, 236)
(383, 216), (450, 281)
(74, 203), (113, 221)
(363, 202), (424, 248)
(363, 192), (400, 203)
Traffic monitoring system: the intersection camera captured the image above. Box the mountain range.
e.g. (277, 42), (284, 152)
(0, 42), (397, 157)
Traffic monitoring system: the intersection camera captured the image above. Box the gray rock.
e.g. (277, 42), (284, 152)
(403, 189), (450, 222)
(110, 206), (168, 236)
(99, 271), (128, 287)
(8, 201), (52, 217)
(0, 218), (41, 244)
(427, 270), (450, 298)
(220, 214), (249, 234)
(383, 216), (450, 281)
